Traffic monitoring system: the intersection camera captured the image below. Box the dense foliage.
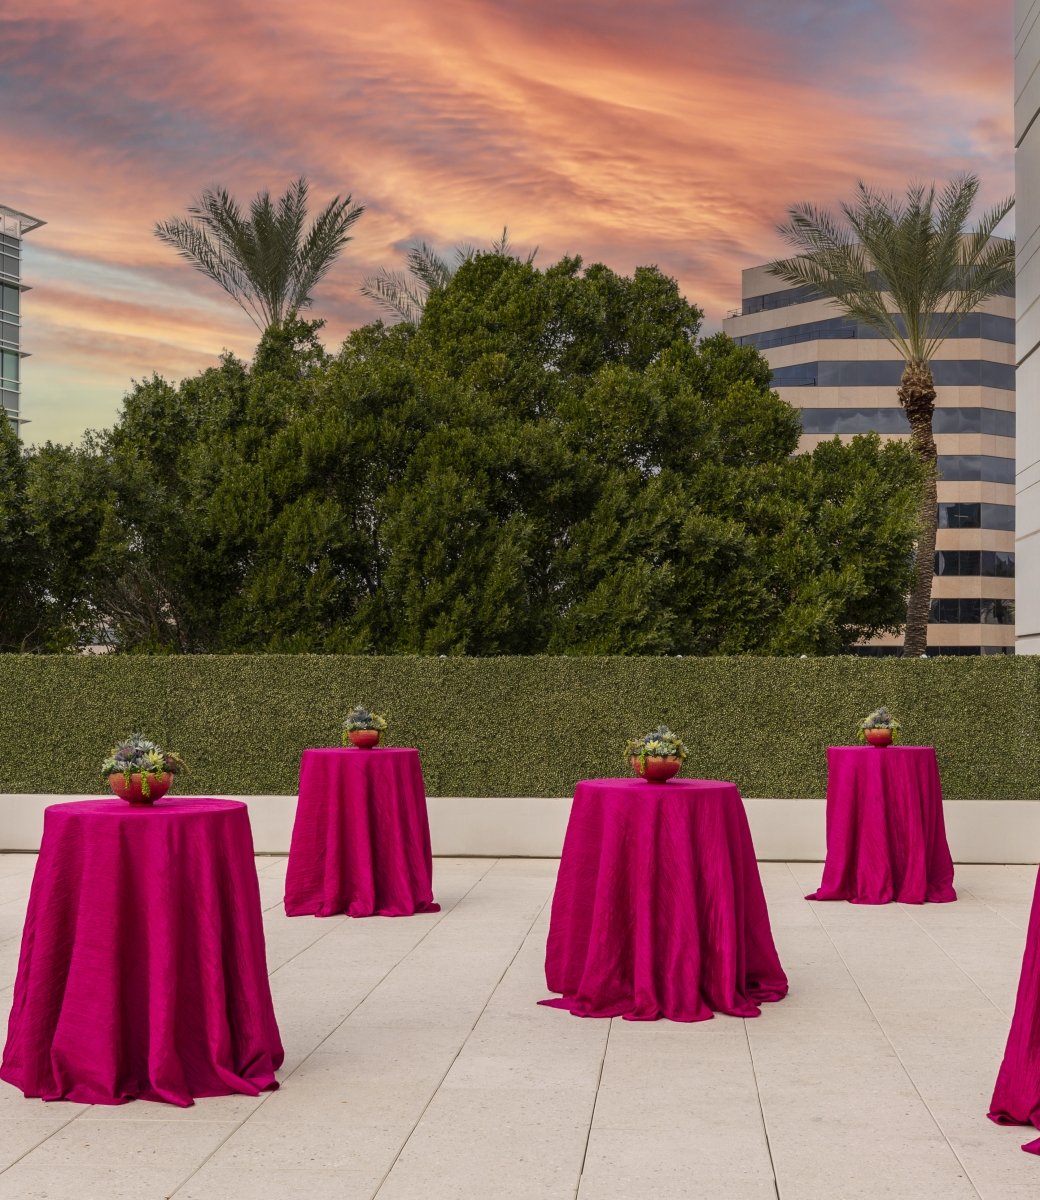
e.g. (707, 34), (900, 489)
(0, 655), (1033, 800)
(5, 255), (924, 655)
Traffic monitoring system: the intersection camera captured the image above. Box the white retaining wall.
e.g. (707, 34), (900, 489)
(1, 795), (1039, 863)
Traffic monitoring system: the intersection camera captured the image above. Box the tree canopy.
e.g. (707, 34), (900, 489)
(7, 255), (924, 655)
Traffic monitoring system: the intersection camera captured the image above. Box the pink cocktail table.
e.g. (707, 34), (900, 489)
(284, 747), (439, 918)
(542, 777), (788, 1022)
(806, 746), (956, 905)
(989, 867), (1040, 1155)
(0, 798), (283, 1107)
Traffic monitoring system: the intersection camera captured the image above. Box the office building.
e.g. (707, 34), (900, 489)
(0, 204), (45, 433)
(1015, 0), (1040, 653)
(723, 264), (1015, 655)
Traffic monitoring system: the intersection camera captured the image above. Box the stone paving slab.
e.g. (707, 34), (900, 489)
(0, 855), (1035, 1198)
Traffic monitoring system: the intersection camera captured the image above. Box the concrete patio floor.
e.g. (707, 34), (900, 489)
(0, 853), (1037, 1199)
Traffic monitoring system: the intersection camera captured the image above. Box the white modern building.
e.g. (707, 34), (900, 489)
(1016, 1), (1040, 652)
(0, 203), (44, 434)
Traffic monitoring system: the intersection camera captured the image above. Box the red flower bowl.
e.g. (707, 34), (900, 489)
(108, 771), (173, 804)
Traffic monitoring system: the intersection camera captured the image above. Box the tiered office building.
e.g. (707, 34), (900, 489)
(1015, 0), (1040, 654)
(0, 204), (45, 433)
(723, 264), (1015, 654)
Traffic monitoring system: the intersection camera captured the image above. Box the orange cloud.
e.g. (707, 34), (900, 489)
(1, 0), (1013, 445)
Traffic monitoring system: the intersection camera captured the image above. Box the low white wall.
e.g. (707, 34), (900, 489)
(1, 794), (1039, 863)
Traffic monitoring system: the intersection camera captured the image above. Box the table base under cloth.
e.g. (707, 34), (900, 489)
(989, 866), (1040, 1155)
(0, 798), (283, 1107)
(806, 746), (956, 906)
(542, 778), (788, 1022)
(284, 747), (439, 918)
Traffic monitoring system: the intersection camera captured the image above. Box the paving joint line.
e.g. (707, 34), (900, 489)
(742, 1019), (782, 1200)
(574, 1016), (612, 1200)
(788, 863), (985, 1200)
(163, 858), (500, 1198)
(369, 879), (557, 1200)
(896, 901), (1014, 1018)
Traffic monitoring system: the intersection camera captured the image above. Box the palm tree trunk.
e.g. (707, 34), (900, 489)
(899, 361), (938, 656)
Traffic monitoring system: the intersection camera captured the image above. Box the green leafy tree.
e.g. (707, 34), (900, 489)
(155, 178), (364, 331)
(30, 257), (924, 656)
(768, 176), (1014, 655)
(0, 415), (48, 650)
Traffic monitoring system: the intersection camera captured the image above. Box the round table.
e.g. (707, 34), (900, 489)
(541, 777), (788, 1022)
(988, 866), (1040, 1155)
(806, 746), (956, 905)
(284, 747), (439, 918)
(0, 798), (283, 1107)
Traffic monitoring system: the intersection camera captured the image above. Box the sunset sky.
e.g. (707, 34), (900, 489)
(3, 0), (1015, 446)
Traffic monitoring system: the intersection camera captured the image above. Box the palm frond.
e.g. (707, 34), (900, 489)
(292, 192), (364, 315)
(404, 242), (453, 290)
(359, 268), (427, 323)
(155, 178), (363, 333)
(768, 175), (1014, 366)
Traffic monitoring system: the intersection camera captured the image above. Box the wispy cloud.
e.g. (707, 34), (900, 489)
(3, 0), (1013, 444)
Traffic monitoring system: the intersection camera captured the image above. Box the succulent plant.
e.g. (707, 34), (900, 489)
(101, 734), (186, 797)
(857, 707), (901, 743)
(624, 725), (688, 765)
(342, 705), (388, 732)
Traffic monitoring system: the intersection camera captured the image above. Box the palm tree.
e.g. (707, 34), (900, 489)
(361, 228), (534, 323)
(768, 176), (1014, 656)
(155, 178), (364, 332)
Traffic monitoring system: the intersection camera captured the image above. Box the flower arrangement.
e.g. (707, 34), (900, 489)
(102, 734), (186, 799)
(623, 720), (686, 768)
(857, 707), (901, 745)
(342, 705), (387, 748)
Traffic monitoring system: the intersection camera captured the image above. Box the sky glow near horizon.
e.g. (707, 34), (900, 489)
(2, 0), (1014, 446)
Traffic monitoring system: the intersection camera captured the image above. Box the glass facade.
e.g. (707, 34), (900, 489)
(742, 274), (1013, 316)
(929, 598), (1015, 625)
(770, 359), (1015, 390)
(935, 550), (1015, 577)
(0, 206), (44, 431)
(937, 455), (1016, 484)
(854, 645), (1014, 657)
(937, 502), (1015, 530)
(735, 311), (1015, 352)
(798, 406), (1015, 436)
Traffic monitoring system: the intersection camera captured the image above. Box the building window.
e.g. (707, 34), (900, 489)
(937, 455), (1016, 484)
(926, 646), (1014, 656)
(741, 283), (826, 314)
(937, 502), (1014, 530)
(797, 407), (1015, 437)
(935, 550), (1014, 577)
(929, 598), (1015, 625)
(736, 311), (1015, 351)
(0, 285), (19, 316)
(0, 350), (18, 383)
(772, 359), (1015, 391)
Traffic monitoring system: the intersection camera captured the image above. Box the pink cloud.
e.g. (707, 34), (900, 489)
(2, 0), (1014, 444)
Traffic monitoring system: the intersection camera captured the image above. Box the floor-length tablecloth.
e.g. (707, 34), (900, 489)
(989, 866), (1040, 1154)
(0, 798), (283, 1107)
(806, 746), (956, 905)
(284, 747), (438, 918)
(542, 777), (788, 1022)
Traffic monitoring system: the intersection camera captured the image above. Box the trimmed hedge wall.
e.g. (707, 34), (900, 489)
(0, 655), (1036, 800)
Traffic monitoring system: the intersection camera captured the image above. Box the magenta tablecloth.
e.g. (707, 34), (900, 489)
(989, 867), (1040, 1154)
(284, 747), (438, 918)
(806, 746), (956, 905)
(541, 778), (788, 1022)
(0, 798), (283, 1107)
